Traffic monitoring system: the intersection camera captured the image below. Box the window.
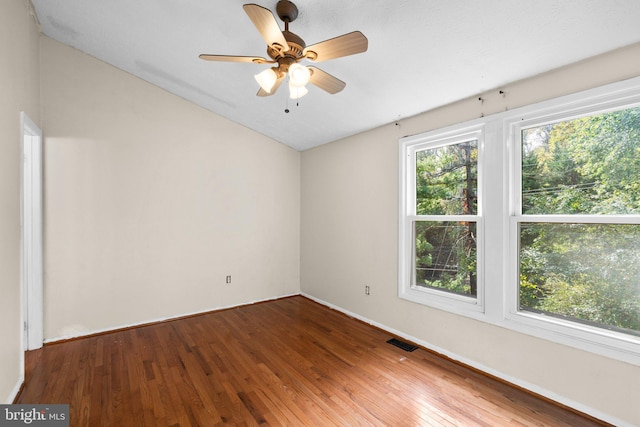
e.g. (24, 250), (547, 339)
(399, 125), (483, 314)
(512, 106), (640, 337)
(400, 76), (640, 364)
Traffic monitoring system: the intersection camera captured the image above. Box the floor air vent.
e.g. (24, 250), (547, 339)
(386, 338), (418, 352)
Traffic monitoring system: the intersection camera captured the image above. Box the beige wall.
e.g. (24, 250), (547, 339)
(0, 0), (41, 403)
(40, 38), (300, 340)
(301, 43), (640, 426)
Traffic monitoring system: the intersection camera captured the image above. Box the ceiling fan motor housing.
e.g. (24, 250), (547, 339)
(267, 30), (306, 73)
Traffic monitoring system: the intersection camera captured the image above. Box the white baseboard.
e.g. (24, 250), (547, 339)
(300, 292), (628, 427)
(6, 376), (24, 404)
(45, 292), (300, 344)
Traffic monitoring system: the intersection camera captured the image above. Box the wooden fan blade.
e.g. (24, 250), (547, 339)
(243, 4), (289, 52)
(257, 74), (285, 97)
(199, 54), (270, 63)
(308, 67), (346, 94)
(303, 31), (368, 62)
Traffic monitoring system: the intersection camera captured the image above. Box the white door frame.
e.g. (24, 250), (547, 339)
(20, 111), (44, 353)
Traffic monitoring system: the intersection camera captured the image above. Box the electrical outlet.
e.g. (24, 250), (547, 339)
(365, 285), (370, 295)
(226, 275), (231, 284)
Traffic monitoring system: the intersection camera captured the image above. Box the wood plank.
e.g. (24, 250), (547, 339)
(17, 296), (610, 426)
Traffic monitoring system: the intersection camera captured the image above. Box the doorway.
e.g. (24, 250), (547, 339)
(20, 112), (43, 352)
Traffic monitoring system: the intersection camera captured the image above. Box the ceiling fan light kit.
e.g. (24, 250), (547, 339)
(288, 63), (310, 87)
(199, 1), (367, 102)
(289, 84), (308, 100)
(254, 67), (278, 93)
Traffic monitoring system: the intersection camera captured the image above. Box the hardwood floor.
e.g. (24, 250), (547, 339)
(17, 296), (608, 426)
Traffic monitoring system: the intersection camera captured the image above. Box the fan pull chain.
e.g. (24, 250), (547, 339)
(284, 98), (300, 112)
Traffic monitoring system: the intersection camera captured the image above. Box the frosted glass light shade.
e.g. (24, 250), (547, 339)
(288, 63), (310, 87)
(289, 83), (308, 99)
(254, 68), (278, 93)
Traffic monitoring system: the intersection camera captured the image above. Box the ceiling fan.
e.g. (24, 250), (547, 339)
(199, 1), (368, 99)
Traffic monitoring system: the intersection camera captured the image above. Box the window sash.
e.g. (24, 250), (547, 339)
(411, 219), (479, 297)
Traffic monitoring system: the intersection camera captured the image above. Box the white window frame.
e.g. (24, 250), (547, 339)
(399, 122), (485, 317)
(398, 76), (640, 366)
(503, 79), (640, 364)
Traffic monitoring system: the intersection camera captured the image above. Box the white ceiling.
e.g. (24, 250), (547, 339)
(31, 0), (640, 151)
